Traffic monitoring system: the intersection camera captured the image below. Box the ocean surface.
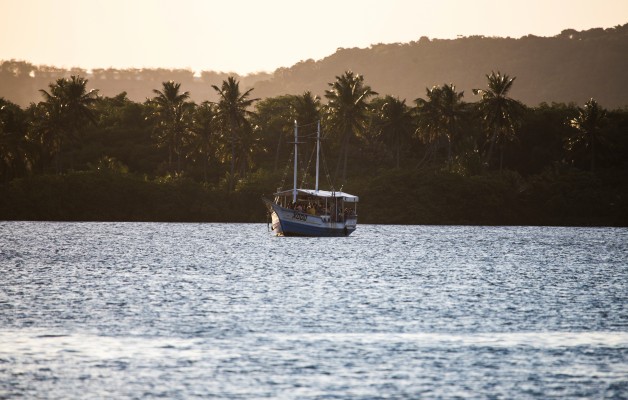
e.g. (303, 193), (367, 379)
(0, 222), (627, 399)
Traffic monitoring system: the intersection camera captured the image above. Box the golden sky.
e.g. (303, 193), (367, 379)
(1, 0), (627, 74)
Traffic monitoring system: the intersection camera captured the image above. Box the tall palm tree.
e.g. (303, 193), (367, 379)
(473, 71), (524, 170)
(38, 75), (99, 173)
(211, 77), (258, 191)
(415, 84), (465, 167)
(293, 91), (321, 128)
(150, 80), (192, 174)
(188, 101), (217, 183)
(377, 96), (414, 168)
(567, 98), (607, 171)
(233, 123), (263, 179)
(252, 95), (295, 172)
(324, 71), (377, 182)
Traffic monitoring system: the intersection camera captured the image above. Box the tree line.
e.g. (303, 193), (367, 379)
(1, 70), (627, 225)
(0, 59), (270, 107)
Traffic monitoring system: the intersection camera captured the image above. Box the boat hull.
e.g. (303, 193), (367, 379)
(264, 199), (357, 237)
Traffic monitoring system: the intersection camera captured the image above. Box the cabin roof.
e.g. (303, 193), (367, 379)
(274, 188), (359, 202)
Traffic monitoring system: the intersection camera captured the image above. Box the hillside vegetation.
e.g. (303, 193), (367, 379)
(1, 24), (627, 108)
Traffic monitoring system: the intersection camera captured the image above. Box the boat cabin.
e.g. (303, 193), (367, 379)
(273, 188), (358, 223)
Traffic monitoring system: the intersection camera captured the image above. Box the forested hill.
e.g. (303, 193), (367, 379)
(1, 24), (627, 108)
(254, 24), (628, 108)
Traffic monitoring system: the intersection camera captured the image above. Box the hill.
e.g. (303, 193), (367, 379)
(253, 24), (628, 108)
(1, 24), (627, 108)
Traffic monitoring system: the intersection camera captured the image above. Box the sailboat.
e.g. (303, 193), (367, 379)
(263, 121), (359, 237)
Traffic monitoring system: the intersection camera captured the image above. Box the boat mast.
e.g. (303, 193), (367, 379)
(315, 120), (320, 192)
(293, 120), (298, 204)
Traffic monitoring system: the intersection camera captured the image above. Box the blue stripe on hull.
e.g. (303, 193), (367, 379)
(279, 219), (356, 237)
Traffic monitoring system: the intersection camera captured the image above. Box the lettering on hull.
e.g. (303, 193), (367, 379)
(292, 212), (308, 222)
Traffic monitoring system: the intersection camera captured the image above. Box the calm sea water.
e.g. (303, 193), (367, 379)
(0, 222), (627, 399)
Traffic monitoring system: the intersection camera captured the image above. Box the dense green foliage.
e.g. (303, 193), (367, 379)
(1, 65), (627, 226)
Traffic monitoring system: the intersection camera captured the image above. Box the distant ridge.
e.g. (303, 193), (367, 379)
(1, 24), (627, 108)
(251, 23), (628, 108)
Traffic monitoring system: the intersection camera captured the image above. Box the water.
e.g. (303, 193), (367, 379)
(0, 222), (627, 399)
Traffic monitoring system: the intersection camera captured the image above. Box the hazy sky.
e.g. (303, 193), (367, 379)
(1, 0), (627, 74)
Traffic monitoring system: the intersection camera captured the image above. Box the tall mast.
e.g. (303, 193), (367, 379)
(315, 120), (320, 192)
(293, 120), (298, 203)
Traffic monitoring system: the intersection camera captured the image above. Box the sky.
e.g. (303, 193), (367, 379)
(1, 0), (627, 75)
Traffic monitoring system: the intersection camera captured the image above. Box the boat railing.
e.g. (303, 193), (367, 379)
(271, 196), (357, 222)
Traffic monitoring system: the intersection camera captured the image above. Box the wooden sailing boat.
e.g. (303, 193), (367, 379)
(263, 121), (359, 236)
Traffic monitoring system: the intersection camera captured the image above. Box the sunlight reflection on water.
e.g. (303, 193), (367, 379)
(1, 222), (627, 398)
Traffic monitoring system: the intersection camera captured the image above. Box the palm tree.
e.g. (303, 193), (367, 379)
(38, 75), (99, 173)
(233, 123), (263, 179)
(377, 96), (414, 168)
(324, 71), (377, 182)
(567, 98), (607, 171)
(211, 77), (258, 191)
(252, 95), (295, 172)
(293, 91), (321, 128)
(0, 98), (31, 181)
(473, 71), (524, 170)
(415, 84), (465, 167)
(188, 101), (217, 182)
(150, 81), (192, 174)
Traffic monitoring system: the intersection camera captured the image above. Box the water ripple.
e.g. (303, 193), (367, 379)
(0, 222), (627, 399)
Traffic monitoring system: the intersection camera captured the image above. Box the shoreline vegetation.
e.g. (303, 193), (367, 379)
(1, 26), (627, 227)
(1, 167), (626, 227)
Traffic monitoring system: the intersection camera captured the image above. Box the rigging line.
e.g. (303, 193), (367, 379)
(296, 145), (309, 189)
(295, 131), (319, 139)
(278, 147), (293, 191)
(295, 120), (319, 129)
(300, 141), (317, 188)
(321, 127), (333, 139)
(320, 142), (335, 192)
(315, 123), (335, 192)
